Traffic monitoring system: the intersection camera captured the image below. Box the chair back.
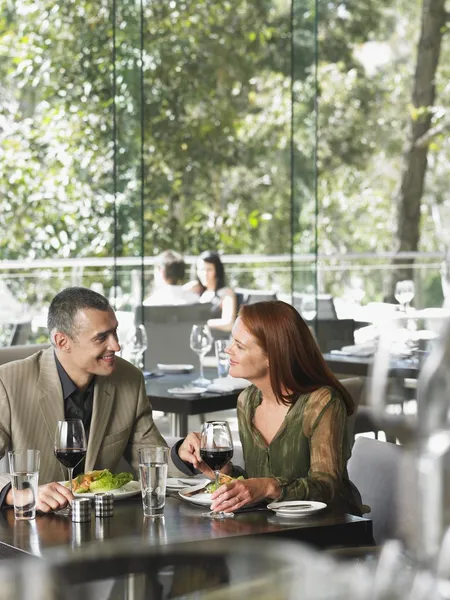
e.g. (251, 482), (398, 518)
(9, 321), (32, 345)
(314, 319), (354, 352)
(235, 288), (277, 307)
(347, 437), (402, 544)
(135, 303), (212, 370)
(0, 343), (50, 366)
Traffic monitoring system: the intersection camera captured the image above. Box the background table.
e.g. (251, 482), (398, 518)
(323, 352), (419, 379)
(0, 495), (373, 560)
(146, 369), (245, 436)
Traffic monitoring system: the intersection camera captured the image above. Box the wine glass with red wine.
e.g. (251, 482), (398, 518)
(54, 419), (87, 514)
(200, 421), (234, 519)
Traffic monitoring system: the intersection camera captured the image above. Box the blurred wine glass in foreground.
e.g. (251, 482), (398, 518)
(370, 313), (448, 567)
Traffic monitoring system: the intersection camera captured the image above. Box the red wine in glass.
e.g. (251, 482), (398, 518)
(200, 448), (233, 471)
(55, 448), (87, 470)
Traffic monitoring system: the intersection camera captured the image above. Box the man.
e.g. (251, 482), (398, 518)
(143, 250), (199, 306)
(0, 287), (169, 512)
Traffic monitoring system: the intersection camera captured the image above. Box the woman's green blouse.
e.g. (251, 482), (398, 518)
(235, 385), (366, 516)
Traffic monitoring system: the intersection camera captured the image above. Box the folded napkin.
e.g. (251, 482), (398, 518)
(207, 376), (251, 392)
(330, 343), (376, 357)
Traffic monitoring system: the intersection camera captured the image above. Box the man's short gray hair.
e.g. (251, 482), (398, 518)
(47, 287), (112, 342)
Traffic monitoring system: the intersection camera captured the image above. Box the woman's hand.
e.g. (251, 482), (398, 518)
(210, 477), (280, 513)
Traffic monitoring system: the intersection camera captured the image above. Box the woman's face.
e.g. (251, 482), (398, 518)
(197, 259), (217, 289)
(226, 317), (269, 382)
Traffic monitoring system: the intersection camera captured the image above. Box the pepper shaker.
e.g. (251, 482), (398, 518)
(94, 492), (114, 518)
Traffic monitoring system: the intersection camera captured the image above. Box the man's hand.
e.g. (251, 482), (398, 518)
(6, 482), (74, 513)
(178, 433), (214, 478)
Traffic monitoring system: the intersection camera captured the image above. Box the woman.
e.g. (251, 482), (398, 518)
(187, 251), (237, 332)
(173, 300), (365, 516)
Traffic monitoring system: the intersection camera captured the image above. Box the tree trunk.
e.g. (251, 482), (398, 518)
(388, 0), (446, 301)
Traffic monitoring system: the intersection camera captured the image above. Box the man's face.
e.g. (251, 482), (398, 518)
(58, 308), (120, 381)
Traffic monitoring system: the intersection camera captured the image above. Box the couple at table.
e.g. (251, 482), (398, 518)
(0, 287), (364, 516)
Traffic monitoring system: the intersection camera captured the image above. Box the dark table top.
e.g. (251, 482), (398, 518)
(0, 494), (373, 560)
(323, 352), (419, 379)
(145, 369), (244, 415)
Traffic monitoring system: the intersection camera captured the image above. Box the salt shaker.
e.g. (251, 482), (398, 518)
(94, 492), (114, 518)
(72, 497), (91, 522)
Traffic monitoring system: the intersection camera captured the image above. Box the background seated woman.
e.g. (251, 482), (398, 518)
(172, 300), (365, 516)
(185, 251), (237, 332)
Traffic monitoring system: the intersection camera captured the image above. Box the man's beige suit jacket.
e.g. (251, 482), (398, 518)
(0, 348), (168, 493)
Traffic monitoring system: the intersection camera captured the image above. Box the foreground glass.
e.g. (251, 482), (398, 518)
(54, 419), (87, 516)
(200, 421), (234, 519)
(190, 324), (214, 386)
(139, 446), (169, 517)
(8, 449), (40, 520)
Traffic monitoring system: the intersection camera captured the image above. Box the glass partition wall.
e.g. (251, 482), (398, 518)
(1, 0), (446, 346)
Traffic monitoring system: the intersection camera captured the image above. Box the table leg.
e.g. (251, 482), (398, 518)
(170, 414), (188, 438)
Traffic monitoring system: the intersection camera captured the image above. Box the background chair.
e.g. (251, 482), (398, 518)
(235, 288), (277, 306)
(8, 321), (32, 346)
(136, 303), (212, 370)
(0, 343), (50, 366)
(347, 437), (403, 545)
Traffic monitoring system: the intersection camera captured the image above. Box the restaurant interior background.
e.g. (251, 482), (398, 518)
(0, 0), (449, 346)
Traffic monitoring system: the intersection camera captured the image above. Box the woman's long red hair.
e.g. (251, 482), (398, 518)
(239, 301), (354, 414)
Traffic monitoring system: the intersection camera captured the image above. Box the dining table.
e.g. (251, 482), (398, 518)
(0, 492), (374, 561)
(145, 368), (245, 437)
(323, 352), (420, 379)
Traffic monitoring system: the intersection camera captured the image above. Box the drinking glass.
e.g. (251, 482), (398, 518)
(139, 446), (169, 518)
(301, 294), (317, 321)
(190, 324), (213, 386)
(124, 324), (148, 369)
(54, 419), (87, 515)
(200, 421), (234, 519)
(215, 339), (230, 378)
(8, 449), (40, 520)
(108, 285), (124, 310)
(395, 280), (415, 312)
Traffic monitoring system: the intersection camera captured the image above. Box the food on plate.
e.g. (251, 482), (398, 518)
(67, 469), (133, 493)
(206, 474), (244, 493)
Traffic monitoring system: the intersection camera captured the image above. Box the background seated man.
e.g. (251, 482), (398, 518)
(143, 250), (199, 306)
(0, 286), (172, 513)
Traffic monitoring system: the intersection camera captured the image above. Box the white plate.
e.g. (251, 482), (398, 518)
(267, 500), (326, 518)
(166, 478), (209, 491)
(167, 386), (206, 397)
(157, 364), (194, 374)
(60, 480), (141, 500)
(178, 482), (213, 507)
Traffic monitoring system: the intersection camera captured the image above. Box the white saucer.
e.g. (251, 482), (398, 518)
(167, 386), (206, 397)
(166, 478), (209, 491)
(157, 364), (194, 374)
(267, 500), (327, 518)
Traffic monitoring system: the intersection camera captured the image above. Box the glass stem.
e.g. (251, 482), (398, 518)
(68, 467), (74, 501)
(199, 354), (204, 380)
(214, 470), (220, 488)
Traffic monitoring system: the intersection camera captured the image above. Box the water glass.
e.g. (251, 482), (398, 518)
(8, 449), (40, 520)
(215, 340), (230, 378)
(138, 446), (169, 518)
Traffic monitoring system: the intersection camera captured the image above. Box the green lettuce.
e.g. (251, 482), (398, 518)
(89, 471), (133, 492)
